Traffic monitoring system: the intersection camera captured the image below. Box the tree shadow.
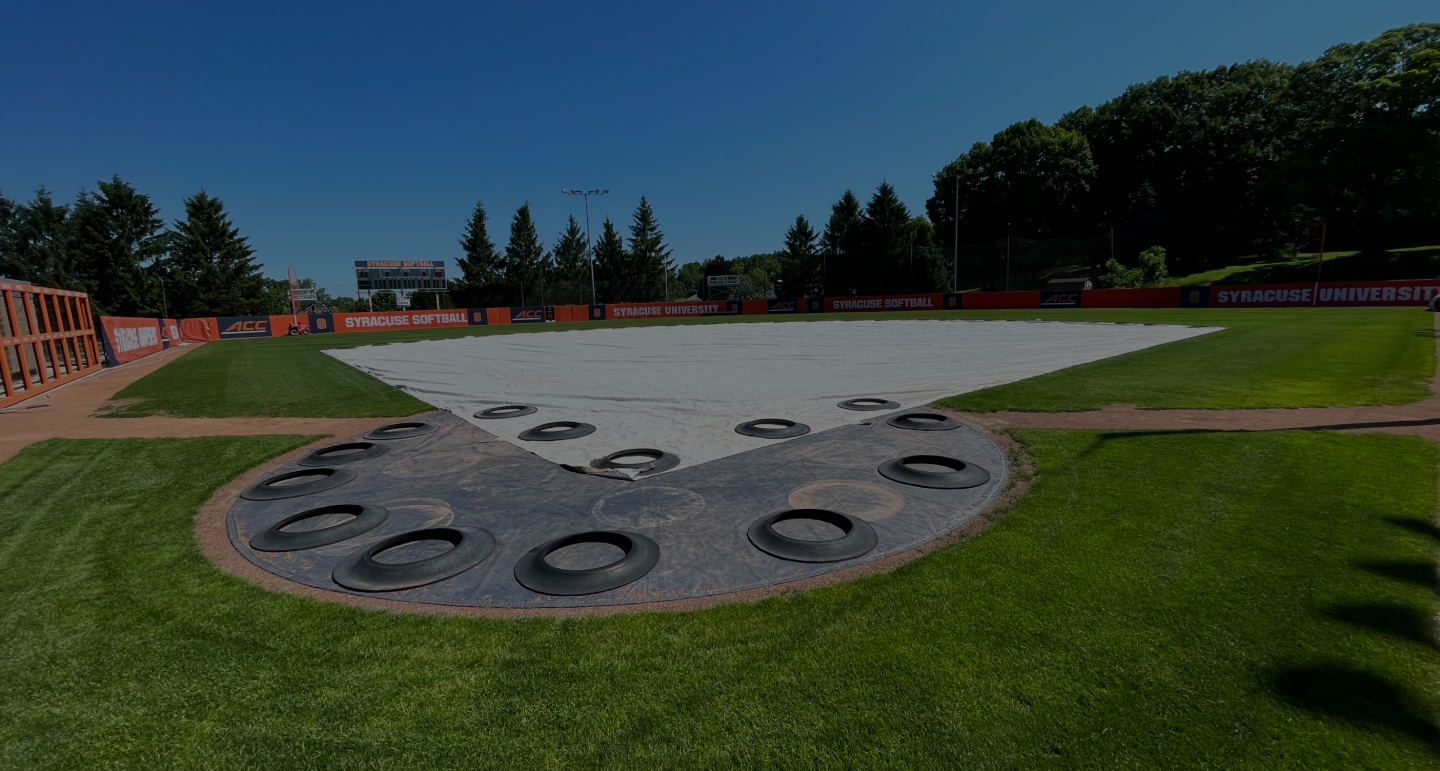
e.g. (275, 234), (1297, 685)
(1356, 560), (1438, 590)
(1386, 517), (1440, 542)
(1323, 602), (1434, 646)
(1272, 663), (1438, 743)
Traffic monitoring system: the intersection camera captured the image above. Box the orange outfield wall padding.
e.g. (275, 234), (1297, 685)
(553, 306), (572, 323)
(1083, 287), (1180, 308)
(961, 291), (1041, 310)
(742, 300), (768, 315)
(180, 317), (216, 342)
(565, 305), (590, 321)
(488, 307), (511, 325)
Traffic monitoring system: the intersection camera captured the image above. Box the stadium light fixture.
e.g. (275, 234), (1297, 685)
(562, 188), (610, 304)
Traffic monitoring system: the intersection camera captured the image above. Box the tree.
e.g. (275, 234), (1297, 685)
(673, 261), (703, 298)
(165, 190), (266, 317)
(778, 214), (821, 296)
(592, 219), (627, 301)
(1268, 23), (1440, 255)
(70, 176), (167, 315)
(626, 196), (673, 300)
(1098, 245), (1169, 288)
(452, 200), (503, 306)
(858, 182), (914, 293)
(0, 188), (75, 289)
(820, 190), (863, 294)
(502, 202), (545, 304)
(370, 289), (399, 311)
(927, 119), (1097, 247)
(552, 215), (589, 283)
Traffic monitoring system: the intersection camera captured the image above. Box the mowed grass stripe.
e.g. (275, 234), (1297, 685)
(0, 430), (1434, 768)
(102, 308), (1436, 419)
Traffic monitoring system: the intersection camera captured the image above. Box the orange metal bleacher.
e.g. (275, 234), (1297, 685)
(0, 281), (102, 409)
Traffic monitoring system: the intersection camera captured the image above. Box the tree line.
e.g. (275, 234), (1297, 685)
(736, 22), (1439, 296)
(449, 196), (674, 306)
(0, 177), (270, 317)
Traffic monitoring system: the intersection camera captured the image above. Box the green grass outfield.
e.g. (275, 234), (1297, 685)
(0, 430), (1434, 769)
(103, 307), (1435, 418)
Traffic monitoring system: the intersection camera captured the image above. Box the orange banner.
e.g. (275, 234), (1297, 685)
(332, 310), (471, 332)
(99, 316), (164, 366)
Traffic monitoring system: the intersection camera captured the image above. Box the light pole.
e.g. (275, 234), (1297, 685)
(562, 189), (609, 305)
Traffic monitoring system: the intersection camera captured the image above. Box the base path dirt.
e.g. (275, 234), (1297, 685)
(0, 344), (399, 464)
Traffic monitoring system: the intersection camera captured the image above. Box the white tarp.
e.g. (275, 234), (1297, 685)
(327, 319), (1219, 474)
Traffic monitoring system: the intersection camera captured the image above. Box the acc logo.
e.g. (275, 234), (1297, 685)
(224, 320), (268, 334)
(1040, 291), (1081, 307)
(515, 309), (543, 319)
(768, 300), (796, 313)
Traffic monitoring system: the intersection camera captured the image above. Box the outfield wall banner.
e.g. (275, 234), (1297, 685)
(601, 300), (740, 320)
(1040, 290), (1082, 308)
(1179, 286), (1211, 308)
(765, 298), (806, 313)
(98, 316), (164, 366)
(466, 308), (488, 326)
(309, 313), (336, 333)
(1082, 287), (1179, 309)
(588, 304), (606, 321)
(160, 318), (181, 348)
(180, 317), (216, 342)
(806, 297), (824, 312)
(510, 306), (546, 323)
(1212, 280), (1440, 307)
(825, 294), (942, 313)
(216, 315), (272, 338)
(333, 310), (470, 332)
(943, 293), (964, 310)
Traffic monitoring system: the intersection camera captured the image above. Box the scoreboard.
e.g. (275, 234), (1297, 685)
(355, 260), (447, 292)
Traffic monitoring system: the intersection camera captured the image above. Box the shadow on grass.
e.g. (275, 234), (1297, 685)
(1386, 517), (1440, 542)
(1357, 560), (1439, 590)
(1323, 602), (1435, 646)
(1272, 663), (1438, 743)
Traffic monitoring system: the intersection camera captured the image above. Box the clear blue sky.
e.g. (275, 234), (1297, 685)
(2, 1), (1432, 296)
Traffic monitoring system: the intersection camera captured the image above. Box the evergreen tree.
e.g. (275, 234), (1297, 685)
(0, 188), (76, 289)
(820, 190), (863, 294)
(778, 215), (821, 296)
(70, 176), (166, 315)
(457, 200), (500, 285)
(859, 182), (913, 293)
(502, 202), (545, 304)
(592, 219), (627, 301)
(552, 215), (590, 283)
(626, 196), (673, 300)
(165, 190), (266, 316)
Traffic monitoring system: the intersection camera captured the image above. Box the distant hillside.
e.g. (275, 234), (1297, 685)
(1163, 246), (1440, 287)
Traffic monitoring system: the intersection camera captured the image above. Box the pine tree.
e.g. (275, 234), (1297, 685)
(457, 200), (500, 285)
(0, 188), (75, 289)
(820, 190), (863, 294)
(861, 182), (913, 293)
(552, 215), (590, 283)
(778, 214), (821, 296)
(592, 219), (627, 301)
(626, 196), (673, 300)
(502, 202), (545, 304)
(70, 176), (167, 315)
(166, 190), (266, 316)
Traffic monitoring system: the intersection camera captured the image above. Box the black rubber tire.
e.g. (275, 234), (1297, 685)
(838, 398), (901, 411)
(240, 467), (357, 501)
(297, 441), (388, 467)
(475, 405), (537, 419)
(886, 412), (961, 431)
(1429, 294), (1440, 312)
(331, 526), (495, 592)
(249, 504), (389, 551)
(591, 448), (680, 474)
(735, 418), (811, 439)
(514, 531), (660, 596)
(878, 455), (991, 489)
(518, 421), (596, 442)
(363, 421), (439, 440)
(747, 509), (878, 563)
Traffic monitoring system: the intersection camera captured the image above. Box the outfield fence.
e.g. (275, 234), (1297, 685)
(0, 281), (102, 408)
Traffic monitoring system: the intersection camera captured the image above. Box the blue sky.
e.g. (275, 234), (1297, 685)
(2, 1), (1432, 296)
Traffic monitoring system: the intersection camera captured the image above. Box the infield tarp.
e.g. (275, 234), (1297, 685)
(328, 319), (1219, 474)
